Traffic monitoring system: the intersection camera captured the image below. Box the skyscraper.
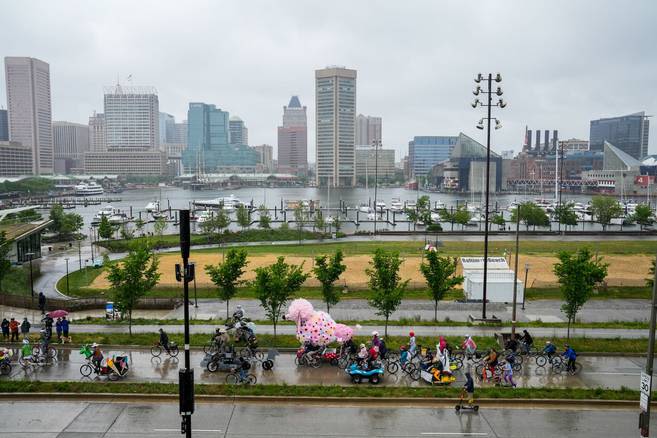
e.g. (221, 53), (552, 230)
(4, 56), (53, 174)
(590, 112), (650, 160)
(252, 144), (274, 173)
(355, 114), (382, 146)
(173, 121), (188, 145)
(182, 103), (258, 173)
(159, 112), (176, 145)
(229, 116), (248, 146)
(408, 136), (458, 177)
(104, 84), (159, 150)
(315, 67), (357, 187)
(0, 109), (8, 141)
(88, 112), (106, 151)
(53, 121), (89, 173)
(277, 95), (308, 176)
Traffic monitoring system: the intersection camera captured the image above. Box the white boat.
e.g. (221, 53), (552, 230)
(359, 204), (372, 214)
(109, 213), (128, 225)
(92, 205), (116, 223)
(194, 194), (242, 212)
(390, 198), (404, 213)
(405, 200), (417, 211)
(375, 200), (386, 212)
(145, 200), (160, 213)
(430, 212), (441, 222)
(196, 210), (213, 224)
(432, 201), (446, 212)
(75, 182), (104, 196)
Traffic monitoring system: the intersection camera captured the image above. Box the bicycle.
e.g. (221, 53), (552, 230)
(239, 344), (264, 362)
(151, 342), (179, 358)
(553, 360), (582, 375)
(33, 344), (57, 360)
(225, 371), (257, 385)
(535, 353), (563, 368)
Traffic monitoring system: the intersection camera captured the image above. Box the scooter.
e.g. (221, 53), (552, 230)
(455, 391), (479, 412)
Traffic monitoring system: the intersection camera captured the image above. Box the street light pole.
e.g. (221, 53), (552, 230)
(522, 263), (530, 310)
(65, 258), (70, 294)
(640, 250), (657, 437)
(472, 72), (506, 320)
(511, 209), (520, 335)
(373, 139), (380, 236)
(177, 210), (194, 437)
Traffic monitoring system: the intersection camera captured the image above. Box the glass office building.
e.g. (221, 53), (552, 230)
(589, 112), (649, 160)
(408, 136), (458, 177)
(182, 103), (258, 173)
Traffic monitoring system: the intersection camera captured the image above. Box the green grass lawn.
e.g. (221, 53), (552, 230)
(1, 265), (39, 296)
(0, 380), (645, 401)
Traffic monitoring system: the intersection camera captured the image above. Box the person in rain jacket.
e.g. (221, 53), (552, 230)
(20, 318), (31, 338)
(462, 335), (477, 358)
(55, 318), (63, 343)
(1, 318), (9, 341)
(563, 344), (577, 373)
(9, 317), (19, 342)
(61, 317), (70, 342)
(408, 331), (417, 357)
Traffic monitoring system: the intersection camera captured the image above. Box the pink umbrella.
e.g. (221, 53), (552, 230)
(47, 310), (69, 318)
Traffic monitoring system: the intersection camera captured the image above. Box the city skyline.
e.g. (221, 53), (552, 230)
(1, 1), (655, 161)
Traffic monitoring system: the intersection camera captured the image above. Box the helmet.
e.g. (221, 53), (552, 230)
(564, 343), (570, 348)
(22, 338), (29, 345)
(236, 305), (243, 310)
(91, 342), (98, 348)
(400, 345), (406, 350)
(464, 334), (470, 338)
(546, 341), (551, 344)
(409, 331), (415, 337)
(372, 331), (379, 336)
(158, 328), (163, 332)
(359, 343), (365, 348)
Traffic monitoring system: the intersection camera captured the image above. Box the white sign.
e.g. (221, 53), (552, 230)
(640, 372), (651, 411)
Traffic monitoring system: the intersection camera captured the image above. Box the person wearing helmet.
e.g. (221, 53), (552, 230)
(409, 331), (417, 357)
(562, 344), (577, 374)
(233, 305), (245, 321)
(543, 341), (556, 359)
(371, 331), (381, 348)
(158, 328), (170, 353)
(519, 329), (533, 354)
(21, 338), (33, 362)
(91, 343), (104, 369)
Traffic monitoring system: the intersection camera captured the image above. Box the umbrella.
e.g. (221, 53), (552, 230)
(47, 310), (68, 318)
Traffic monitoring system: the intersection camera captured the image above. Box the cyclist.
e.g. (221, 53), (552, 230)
(482, 348), (498, 381)
(463, 371), (475, 406)
(214, 328), (229, 352)
(543, 341), (557, 363)
(408, 331), (417, 357)
(158, 328), (170, 354)
(21, 338), (33, 362)
(503, 355), (517, 387)
(519, 329), (534, 354)
(371, 331), (381, 348)
(563, 344), (577, 374)
(232, 305), (245, 321)
(462, 334), (477, 359)
(91, 343), (104, 369)
(505, 334), (518, 353)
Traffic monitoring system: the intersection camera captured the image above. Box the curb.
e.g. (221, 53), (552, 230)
(0, 392), (646, 409)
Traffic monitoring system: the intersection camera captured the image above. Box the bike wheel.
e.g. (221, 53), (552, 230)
(254, 350), (264, 361)
(452, 357), (463, 371)
(514, 354), (523, 365)
(169, 345), (179, 357)
(203, 342), (214, 354)
(409, 366), (421, 381)
(552, 362), (564, 374)
(18, 357), (28, 367)
(225, 373), (239, 384)
(151, 346), (162, 357)
(47, 347), (57, 359)
(309, 357), (321, 369)
(512, 362), (522, 372)
(475, 363), (484, 377)
(207, 361), (219, 373)
(535, 355), (547, 367)
(108, 372), (120, 381)
(80, 364), (93, 377)
(0, 363), (11, 375)
(387, 362), (399, 374)
(246, 374), (257, 385)
(294, 356), (301, 367)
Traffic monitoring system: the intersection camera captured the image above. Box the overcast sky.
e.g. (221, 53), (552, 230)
(1, 0), (656, 161)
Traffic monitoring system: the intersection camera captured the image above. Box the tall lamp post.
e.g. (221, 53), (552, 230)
(373, 139), (381, 235)
(65, 258), (70, 294)
(472, 72), (507, 319)
(89, 227), (95, 264)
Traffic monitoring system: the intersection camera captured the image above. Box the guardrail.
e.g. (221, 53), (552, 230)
(0, 294), (181, 311)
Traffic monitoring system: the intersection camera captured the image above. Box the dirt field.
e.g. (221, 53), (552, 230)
(89, 252), (652, 290)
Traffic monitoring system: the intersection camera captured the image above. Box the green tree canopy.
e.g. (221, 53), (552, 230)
(254, 256), (309, 340)
(491, 213), (506, 229)
(631, 204), (654, 230)
(106, 241), (161, 335)
(553, 202), (578, 229)
(553, 248), (608, 339)
(312, 250), (347, 313)
(590, 196), (622, 231)
(511, 202), (550, 230)
(205, 248), (249, 319)
(366, 249), (408, 336)
(314, 209), (326, 234)
(420, 250), (463, 321)
(98, 215), (114, 240)
(49, 204), (83, 238)
(258, 205), (271, 229)
(236, 205), (250, 230)
(153, 216), (168, 237)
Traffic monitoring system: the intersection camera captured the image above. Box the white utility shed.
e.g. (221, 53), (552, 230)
(460, 257), (524, 303)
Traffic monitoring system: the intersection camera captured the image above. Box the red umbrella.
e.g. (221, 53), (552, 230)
(47, 310), (69, 318)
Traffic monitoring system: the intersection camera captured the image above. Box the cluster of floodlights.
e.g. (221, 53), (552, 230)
(471, 73), (506, 130)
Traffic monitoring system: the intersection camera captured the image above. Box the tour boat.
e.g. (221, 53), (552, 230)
(92, 205), (116, 223)
(75, 182), (104, 196)
(145, 200), (160, 213)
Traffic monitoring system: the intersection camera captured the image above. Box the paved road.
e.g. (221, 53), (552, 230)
(1, 399), (653, 437)
(29, 322), (651, 339)
(0, 346), (651, 391)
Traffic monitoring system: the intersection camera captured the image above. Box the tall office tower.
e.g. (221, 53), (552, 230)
(229, 116), (248, 146)
(408, 136), (458, 177)
(355, 114), (382, 146)
(159, 112), (176, 144)
(590, 112), (650, 159)
(53, 121), (89, 173)
(0, 109), (8, 141)
(88, 113), (106, 151)
(182, 103), (258, 173)
(277, 95), (308, 176)
(104, 84), (159, 150)
(252, 144), (274, 173)
(315, 66), (357, 187)
(173, 121), (188, 145)
(4, 56), (53, 174)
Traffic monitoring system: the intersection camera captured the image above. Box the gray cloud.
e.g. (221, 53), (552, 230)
(1, 0), (655, 161)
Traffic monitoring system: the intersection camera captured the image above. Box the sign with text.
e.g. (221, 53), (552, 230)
(640, 372), (651, 411)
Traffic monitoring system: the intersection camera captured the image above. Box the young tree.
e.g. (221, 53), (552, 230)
(205, 248), (249, 319)
(314, 209), (326, 234)
(631, 204), (654, 230)
(153, 216), (168, 238)
(416, 195), (432, 225)
(332, 216), (341, 235)
(134, 218), (145, 236)
(553, 248), (608, 339)
(366, 249), (409, 336)
(258, 205), (271, 229)
(106, 241), (160, 335)
(453, 206), (472, 230)
(215, 208), (230, 233)
(293, 204), (306, 242)
(98, 215), (114, 240)
(590, 196), (622, 231)
(491, 213), (506, 230)
(553, 202), (578, 231)
(254, 256), (309, 340)
(120, 224), (134, 240)
(420, 250), (464, 321)
(312, 250), (347, 313)
(236, 205), (250, 231)
(511, 202), (550, 230)
(0, 232), (11, 291)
